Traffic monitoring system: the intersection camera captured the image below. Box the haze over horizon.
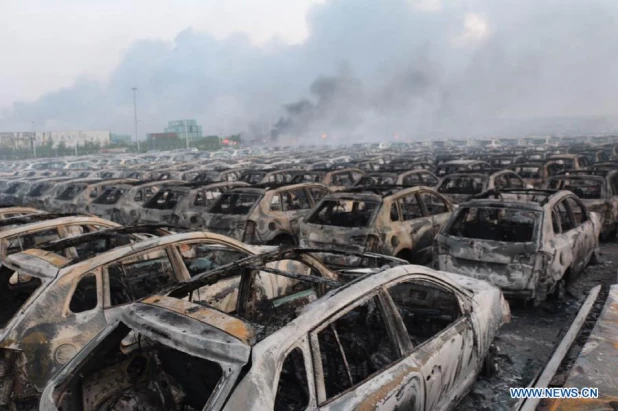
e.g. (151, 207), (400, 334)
(2, 0), (618, 140)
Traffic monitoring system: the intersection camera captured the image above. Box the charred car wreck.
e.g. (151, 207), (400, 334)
(435, 189), (601, 304)
(41, 249), (509, 411)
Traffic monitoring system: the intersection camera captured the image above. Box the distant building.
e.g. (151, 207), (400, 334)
(110, 133), (132, 145)
(38, 130), (111, 148)
(164, 120), (203, 143)
(0, 130), (110, 150)
(147, 132), (179, 141)
(0, 132), (35, 150)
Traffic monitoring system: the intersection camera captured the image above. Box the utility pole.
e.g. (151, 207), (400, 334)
(185, 119), (189, 149)
(132, 87), (140, 152)
(31, 121), (37, 158)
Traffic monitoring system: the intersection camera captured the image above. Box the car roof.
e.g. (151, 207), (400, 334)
(6, 231), (261, 277)
(0, 215), (118, 239)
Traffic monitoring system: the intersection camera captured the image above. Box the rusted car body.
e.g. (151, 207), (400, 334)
(544, 172), (618, 240)
(300, 186), (454, 263)
(203, 183), (331, 245)
(239, 168), (300, 185)
(191, 168), (242, 184)
(434, 160), (492, 177)
(434, 189), (601, 303)
(291, 168), (365, 191)
(136, 181), (247, 225)
(355, 170), (441, 189)
(0, 216), (119, 264)
(0, 179), (42, 205)
(0, 206), (42, 220)
(38, 178), (102, 211)
(542, 154), (590, 179)
(170, 181), (250, 227)
(40, 258), (510, 411)
(437, 170), (526, 203)
(507, 162), (546, 188)
(47, 179), (136, 214)
(88, 180), (180, 224)
(21, 177), (75, 208)
(0, 231), (271, 407)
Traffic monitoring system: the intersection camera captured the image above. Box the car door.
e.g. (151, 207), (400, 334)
(507, 173), (525, 189)
(493, 174), (509, 190)
(311, 294), (424, 411)
(282, 188), (314, 236)
(384, 278), (476, 411)
(418, 191), (452, 240)
(101, 247), (181, 322)
(565, 197), (596, 272)
(420, 172), (440, 188)
(37, 269), (108, 385)
(553, 199), (580, 274)
(397, 192), (434, 263)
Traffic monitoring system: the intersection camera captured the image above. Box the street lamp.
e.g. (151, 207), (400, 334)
(132, 87), (140, 152)
(31, 121), (37, 158)
(185, 119), (189, 149)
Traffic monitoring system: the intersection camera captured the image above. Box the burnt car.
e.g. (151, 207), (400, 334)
(239, 168), (300, 185)
(88, 180), (179, 224)
(300, 186), (455, 263)
(542, 154), (590, 178)
(437, 170), (526, 203)
(203, 183), (331, 245)
(21, 177), (76, 208)
(170, 181), (250, 227)
(507, 162), (546, 188)
(0, 215), (119, 265)
(48, 179), (137, 213)
(0, 179), (39, 205)
(191, 168), (242, 184)
(0, 231), (272, 408)
(434, 160), (492, 177)
(41, 253), (510, 411)
(544, 171), (618, 240)
(434, 189), (601, 304)
(355, 170), (440, 189)
(137, 181), (248, 225)
(38, 178), (102, 211)
(0, 206), (42, 220)
(291, 168), (365, 191)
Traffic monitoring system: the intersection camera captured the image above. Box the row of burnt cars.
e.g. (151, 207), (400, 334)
(0, 142), (615, 410)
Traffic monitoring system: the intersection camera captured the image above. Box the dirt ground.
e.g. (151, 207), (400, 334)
(456, 240), (618, 410)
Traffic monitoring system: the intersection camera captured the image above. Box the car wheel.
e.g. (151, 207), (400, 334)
(589, 248), (601, 265)
(600, 227), (616, 242)
(112, 209), (125, 225)
(481, 344), (498, 378)
(551, 279), (566, 301)
(532, 284), (547, 307)
(271, 235), (295, 247)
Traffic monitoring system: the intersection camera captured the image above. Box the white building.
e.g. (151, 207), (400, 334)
(0, 130), (111, 150)
(0, 132), (35, 150)
(37, 130), (111, 148)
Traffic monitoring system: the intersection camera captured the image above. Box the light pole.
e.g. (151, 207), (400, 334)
(132, 87), (140, 152)
(185, 119), (189, 149)
(31, 121), (37, 158)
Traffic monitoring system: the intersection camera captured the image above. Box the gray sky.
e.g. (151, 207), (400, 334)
(0, 0), (322, 107)
(2, 0), (618, 138)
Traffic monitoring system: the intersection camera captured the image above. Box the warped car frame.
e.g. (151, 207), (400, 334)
(434, 189), (601, 304)
(41, 252), (510, 411)
(300, 185), (454, 263)
(0, 230), (272, 408)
